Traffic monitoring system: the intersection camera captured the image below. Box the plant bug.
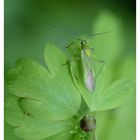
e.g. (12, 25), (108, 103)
(46, 22), (111, 93)
(80, 40), (97, 92)
(67, 38), (106, 93)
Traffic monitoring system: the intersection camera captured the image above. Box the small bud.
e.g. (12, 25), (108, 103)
(80, 115), (96, 132)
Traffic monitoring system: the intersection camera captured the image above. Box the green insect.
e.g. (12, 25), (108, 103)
(66, 37), (106, 93)
(79, 40), (97, 92)
(47, 22), (110, 93)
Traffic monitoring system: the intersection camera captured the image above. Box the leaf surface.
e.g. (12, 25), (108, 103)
(5, 44), (81, 140)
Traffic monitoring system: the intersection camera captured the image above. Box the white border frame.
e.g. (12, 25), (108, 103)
(0, 0), (4, 139)
(136, 0), (139, 139)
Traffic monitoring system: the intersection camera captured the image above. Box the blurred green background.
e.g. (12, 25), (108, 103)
(4, 0), (135, 140)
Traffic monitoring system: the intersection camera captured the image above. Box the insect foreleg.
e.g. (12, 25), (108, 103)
(65, 42), (74, 48)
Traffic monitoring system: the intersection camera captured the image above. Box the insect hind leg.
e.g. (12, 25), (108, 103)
(94, 60), (105, 79)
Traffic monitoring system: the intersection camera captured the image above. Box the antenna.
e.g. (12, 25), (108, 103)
(86, 31), (112, 39)
(46, 21), (112, 41)
(46, 21), (81, 38)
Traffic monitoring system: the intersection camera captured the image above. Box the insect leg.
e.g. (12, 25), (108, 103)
(94, 60), (105, 79)
(62, 61), (69, 66)
(65, 42), (74, 49)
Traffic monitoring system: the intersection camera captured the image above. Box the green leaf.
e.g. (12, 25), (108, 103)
(5, 94), (76, 140)
(44, 43), (66, 77)
(45, 131), (72, 140)
(5, 44), (81, 139)
(5, 97), (75, 140)
(6, 58), (51, 99)
(92, 79), (135, 111)
(5, 45), (81, 121)
(69, 55), (135, 112)
(67, 12), (135, 113)
(14, 119), (73, 140)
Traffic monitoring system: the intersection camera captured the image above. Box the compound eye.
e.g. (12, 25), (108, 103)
(81, 41), (84, 45)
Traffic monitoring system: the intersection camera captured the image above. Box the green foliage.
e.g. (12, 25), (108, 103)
(5, 44), (82, 140)
(92, 79), (135, 111)
(5, 0), (135, 139)
(69, 53), (135, 111)
(5, 43), (135, 140)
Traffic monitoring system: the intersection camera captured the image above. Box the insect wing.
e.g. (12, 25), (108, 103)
(81, 48), (96, 92)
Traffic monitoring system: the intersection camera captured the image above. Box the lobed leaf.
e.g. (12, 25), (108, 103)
(69, 54), (135, 112)
(92, 79), (135, 111)
(44, 43), (66, 77)
(5, 44), (81, 140)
